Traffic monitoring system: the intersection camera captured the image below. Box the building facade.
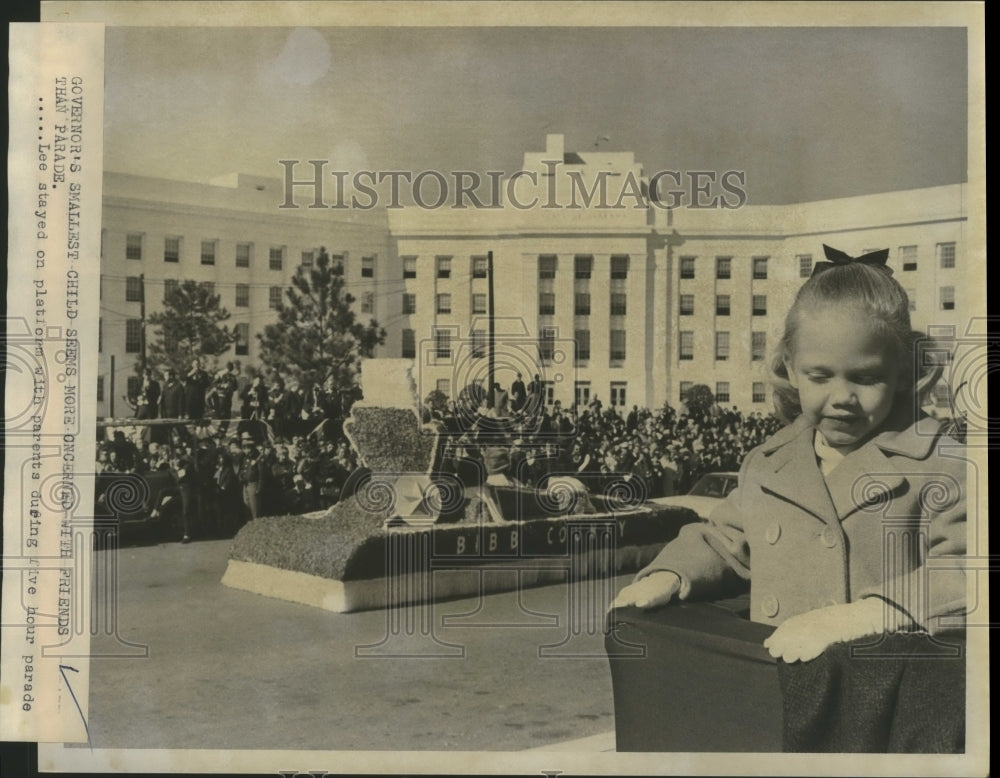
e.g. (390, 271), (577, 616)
(98, 136), (971, 418)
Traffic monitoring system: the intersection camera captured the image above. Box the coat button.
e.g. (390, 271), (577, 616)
(761, 595), (779, 618)
(765, 522), (781, 545)
(820, 527), (838, 548)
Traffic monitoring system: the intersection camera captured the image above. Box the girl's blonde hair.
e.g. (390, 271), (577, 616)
(770, 261), (943, 424)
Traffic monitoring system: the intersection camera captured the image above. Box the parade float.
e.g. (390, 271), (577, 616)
(222, 359), (699, 612)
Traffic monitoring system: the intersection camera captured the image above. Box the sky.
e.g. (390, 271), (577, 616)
(103, 25), (969, 205)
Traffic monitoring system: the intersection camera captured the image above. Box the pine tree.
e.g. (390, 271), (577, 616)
(257, 247), (386, 409)
(146, 279), (236, 375)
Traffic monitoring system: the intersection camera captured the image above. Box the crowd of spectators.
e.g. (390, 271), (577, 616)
(427, 379), (783, 499)
(103, 361), (784, 540)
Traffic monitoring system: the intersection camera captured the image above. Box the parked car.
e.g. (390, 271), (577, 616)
(95, 469), (182, 538)
(648, 472), (739, 519)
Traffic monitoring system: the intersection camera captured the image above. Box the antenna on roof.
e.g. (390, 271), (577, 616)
(594, 135), (611, 148)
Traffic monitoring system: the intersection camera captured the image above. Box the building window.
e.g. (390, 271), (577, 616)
(575, 382), (591, 407)
(539, 293), (555, 315)
(437, 293), (452, 314)
(164, 237), (180, 263)
(752, 382), (766, 403)
(361, 292), (375, 314)
(679, 381), (693, 402)
(679, 294), (694, 316)
(330, 253), (345, 269)
(200, 281), (216, 297)
(574, 329), (590, 362)
(610, 293), (627, 316)
(752, 256), (769, 280)
(437, 256), (452, 279)
(899, 245), (918, 271)
(301, 250), (314, 268)
(471, 329), (487, 359)
(235, 284), (249, 307)
(235, 323), (249, 356)
(610, 329), (626, 362)
(402, 293), (416, 315)
(680, 256), (696, 279)
(716, 381), (730, 404)
(938, 242), (956, 269)
(96, 376), (105, 402)
(269, 247), (284, 271)
(163, 278), (179, 303)
(539, 327), (556, 363)
(472, 293), (487, 315)
(125, 276), (142, 302)
(611, 255), (629, 280)
(201, 240), (216, 265)
(610, 382), (627, 408)
(436, 379), (451, 396)
(435, 328), (451, 359)
(716, 256), (732, 279)
(575, 255), (593, 279)
(125, 319), (142, 353)
(940, 286), (955, 311)
(126, 233), (143, 260)
(715, 331), (730, 361)
(236, 243), (251, 268)
(472, 255), (488, 279)
(798, 254), (812, 278)
(715, 295), (730, 316)
(539, 255), (557, 279)
(269, 286), (282, 309)
(679, 331), (694, 361)
(401, 329), (416, 359)
(126, 376), (142, 401)
(574, 293), (591, 316)
(752, 331), (766, 361)
(752, 294), (767, 316)
(362, 256), (375, 278)
(403, 256), (417, 279)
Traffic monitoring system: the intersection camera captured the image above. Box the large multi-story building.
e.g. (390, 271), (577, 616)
(391, 134), (970, 412)
(98, 135), (971, 418)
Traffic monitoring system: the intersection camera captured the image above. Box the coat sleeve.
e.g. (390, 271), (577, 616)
(634, 448), (757, 601)
(854, 449), (968, 634)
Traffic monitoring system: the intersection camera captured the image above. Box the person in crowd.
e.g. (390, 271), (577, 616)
(238, 432), (263, 520)
(159, 368), (185, 419)
(184, 357), (212, 420)
(133, 368), (161, 420)
(510, 373), (527, 413)
(170, 444), (197, 544)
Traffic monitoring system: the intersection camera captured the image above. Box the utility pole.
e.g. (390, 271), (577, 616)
(109, 354), (115, 419)
(487, 250), (495, 407)
(139, 273), (147, 373)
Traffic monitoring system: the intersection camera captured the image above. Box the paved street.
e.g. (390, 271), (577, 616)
(87, 537), (630, 751)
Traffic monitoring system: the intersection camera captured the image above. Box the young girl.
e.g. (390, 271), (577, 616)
(612, 246), (966, 663)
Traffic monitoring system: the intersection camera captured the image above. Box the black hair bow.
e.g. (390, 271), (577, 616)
(813, 245), (893, 276)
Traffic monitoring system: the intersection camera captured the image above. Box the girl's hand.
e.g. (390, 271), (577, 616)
(609, 571), (681, 612)
(763, 599), (887, 663)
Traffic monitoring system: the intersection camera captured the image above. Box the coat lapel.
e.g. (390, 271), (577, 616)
(756, 418), (838, 525)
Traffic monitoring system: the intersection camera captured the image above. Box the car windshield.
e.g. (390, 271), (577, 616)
(688, 474), (737, 498)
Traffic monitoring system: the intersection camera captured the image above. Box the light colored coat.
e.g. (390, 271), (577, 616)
(638, 414), (967, 633)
